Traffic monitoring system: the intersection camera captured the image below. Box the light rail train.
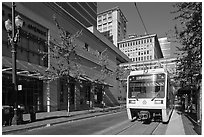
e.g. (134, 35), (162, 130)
(126, 68), (174, 123)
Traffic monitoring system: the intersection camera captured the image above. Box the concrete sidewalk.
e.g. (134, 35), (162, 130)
(165, 110), (185, 135)
(165, 109), (201, 135)
(2, 106), (124, 135)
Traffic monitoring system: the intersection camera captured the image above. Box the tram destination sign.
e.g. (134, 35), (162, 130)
(129, 74), (165, 82)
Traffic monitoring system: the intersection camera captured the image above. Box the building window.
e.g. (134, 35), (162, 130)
(84, 43), (89, 51)
(98, 20), (102, 24)
(108, 25), (112, 29)
(98, 24), (102, 29)
(108, 21), (112, 26)
(109, 30), (112, 35)
(108, 12), (112, 17)
(120, 44), (123, 48)
(98, 15), (102, 19)
(118, 21), (121, 26)
(108, 16), (112, 21)
(103, 27), (107, 31)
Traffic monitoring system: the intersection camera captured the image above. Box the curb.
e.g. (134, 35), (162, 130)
(184, 113), (198, 125)
(3, 108), (125, 135)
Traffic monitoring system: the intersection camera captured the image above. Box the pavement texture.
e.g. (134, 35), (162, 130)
(165, 105), (201, 135)
(2, 106), (124, 135)
(2, 106), (202, 135)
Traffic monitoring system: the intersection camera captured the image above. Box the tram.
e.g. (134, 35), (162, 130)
(126, 67), (174, 123)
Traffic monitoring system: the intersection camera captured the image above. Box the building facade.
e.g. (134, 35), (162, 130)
(118, 34), (163, 62)
(158, 37), (171, 58)
(97, 7), (128, 46)
(56, 2), (97, 27)
(2, 2), (130, 113)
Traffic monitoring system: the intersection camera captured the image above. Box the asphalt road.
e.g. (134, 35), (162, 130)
(17, 111), (167, 135)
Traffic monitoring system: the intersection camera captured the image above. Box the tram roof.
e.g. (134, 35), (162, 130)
(129, 68), (167, 76)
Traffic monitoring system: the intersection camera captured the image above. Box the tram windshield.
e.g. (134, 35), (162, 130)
(128, 73), (165, 99)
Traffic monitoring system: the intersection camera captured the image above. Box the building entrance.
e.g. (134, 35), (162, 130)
(2, 73), (43, 113)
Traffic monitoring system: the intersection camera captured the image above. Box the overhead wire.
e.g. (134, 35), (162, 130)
(134, 2), (148, 35)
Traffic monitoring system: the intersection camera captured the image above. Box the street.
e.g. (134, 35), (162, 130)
(15, 111), (168, 135)
(2, 2), (201, 135)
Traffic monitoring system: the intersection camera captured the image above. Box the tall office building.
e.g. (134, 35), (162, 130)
(97, 7), (128, 46)
(56, 2), (97, 27)
(118, 34), (163, 62)
(158, 37), (171, 58)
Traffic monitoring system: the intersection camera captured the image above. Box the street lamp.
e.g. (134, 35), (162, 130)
(4, 2), (24, 125)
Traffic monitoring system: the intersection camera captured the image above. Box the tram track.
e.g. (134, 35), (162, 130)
(114, 120), (139, 135)
(114, 120), (162, 135)
(142, 122), (160, 135)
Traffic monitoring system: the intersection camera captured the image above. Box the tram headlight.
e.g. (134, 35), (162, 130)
(129, 100), (136, 104)
(154, 100), (163, 104)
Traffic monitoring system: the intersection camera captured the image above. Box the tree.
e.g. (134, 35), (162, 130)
(40, 15), (82, 115)
(92, 48), (113, 109)
(171, 3), (202, 125)
(115, 65), (130, 104)
(171, 2), (202, 87)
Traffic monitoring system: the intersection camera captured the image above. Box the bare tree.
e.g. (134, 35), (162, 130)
(40, 15), (82, 115)
(91, 48), (113, 109)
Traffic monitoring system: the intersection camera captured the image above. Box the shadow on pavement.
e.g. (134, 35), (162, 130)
(17, 115), (71, 125)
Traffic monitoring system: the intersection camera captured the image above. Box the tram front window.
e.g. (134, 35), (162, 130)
(128, 74), (165, 99)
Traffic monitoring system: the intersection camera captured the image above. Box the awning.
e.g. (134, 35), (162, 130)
(2, 56), (114, 87)
(2, 56), (47, 78)
(79, 75), (113, 87)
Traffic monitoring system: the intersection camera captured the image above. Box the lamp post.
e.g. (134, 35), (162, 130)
(4, 2), (23, 125)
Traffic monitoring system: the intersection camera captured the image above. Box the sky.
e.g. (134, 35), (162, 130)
(97, 2), (178, 38)
(97, 2), (179, 56)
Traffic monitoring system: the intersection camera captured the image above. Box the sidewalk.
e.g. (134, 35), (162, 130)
(165, 110), (185, 135)
(2, 106), (124, 135)
(165, 106), (201, 135)
(2, 106), (201, 135)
